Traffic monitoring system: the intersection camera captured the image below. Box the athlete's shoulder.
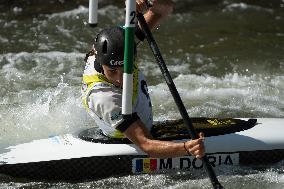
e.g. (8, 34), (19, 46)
(92, 81), (113, 89)
(88, 85), (123, 123)
(89, 84), (122, 102)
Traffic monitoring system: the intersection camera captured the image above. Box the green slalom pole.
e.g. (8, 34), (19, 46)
(122, 0), (136, 118)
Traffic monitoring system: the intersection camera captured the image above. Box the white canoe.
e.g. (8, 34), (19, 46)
(0, 118), (283, 180)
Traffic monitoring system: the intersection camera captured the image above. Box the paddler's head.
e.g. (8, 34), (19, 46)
(92, 26), (137, 88)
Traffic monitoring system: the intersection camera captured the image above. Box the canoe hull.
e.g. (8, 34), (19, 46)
(1, 150), (283, 181)
(0, 118), (283, 180)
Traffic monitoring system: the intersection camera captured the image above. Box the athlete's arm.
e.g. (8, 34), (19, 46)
(136, 0), (173, 30)
(123, 119), (205, 158)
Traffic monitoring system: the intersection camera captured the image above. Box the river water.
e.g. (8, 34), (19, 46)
(0, 0), (284, 188)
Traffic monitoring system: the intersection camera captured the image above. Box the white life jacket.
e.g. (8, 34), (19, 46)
(81, 55), (153, 138)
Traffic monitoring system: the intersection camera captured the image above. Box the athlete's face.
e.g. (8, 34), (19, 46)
(102, 65), (123, 88)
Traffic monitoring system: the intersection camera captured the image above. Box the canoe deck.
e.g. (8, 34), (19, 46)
(0, 118), (283, 181)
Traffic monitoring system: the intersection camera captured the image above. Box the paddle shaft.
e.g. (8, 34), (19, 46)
(136, 13), (223, 189)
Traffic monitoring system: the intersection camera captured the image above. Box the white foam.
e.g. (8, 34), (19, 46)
(223, 3), (274, 13)
(0, 51), (93, 147)
(47, 5), (123, 22)
(150, 73), (284, 118)
(48, 6), (88, 19)
(0, 35), (8, 43)
(0, 82), (93, 148)
(0, 51), (84, 92)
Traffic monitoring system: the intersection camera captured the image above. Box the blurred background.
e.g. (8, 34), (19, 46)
(0, 1), (284, 187)
(0, 0), (283, 145)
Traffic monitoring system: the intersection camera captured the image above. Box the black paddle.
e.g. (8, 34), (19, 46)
(137, 12), (224, 189)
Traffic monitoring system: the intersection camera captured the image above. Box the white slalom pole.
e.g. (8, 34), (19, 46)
(89, 0), (98, 27)
(122, 0), (136, 118)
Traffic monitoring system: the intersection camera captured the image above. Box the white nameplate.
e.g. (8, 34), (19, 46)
(132, 153), (239, 174)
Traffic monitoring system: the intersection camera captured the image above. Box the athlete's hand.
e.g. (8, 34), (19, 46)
(136, 0), (173, 17)
(148, 0), (173, 17)
(184, 132), (205, 159)
(136, 0), (148, 13)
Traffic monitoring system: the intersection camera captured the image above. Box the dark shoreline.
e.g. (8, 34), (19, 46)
(0, 0), (121, 17)
(1, 0), (283, 18)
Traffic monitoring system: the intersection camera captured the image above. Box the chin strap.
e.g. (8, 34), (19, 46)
(94, 60), (104, 74)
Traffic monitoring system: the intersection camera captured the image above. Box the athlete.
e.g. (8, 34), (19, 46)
(82, 0), (205, 159)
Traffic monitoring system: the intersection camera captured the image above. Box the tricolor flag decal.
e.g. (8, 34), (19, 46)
(134, 158), (158, 173)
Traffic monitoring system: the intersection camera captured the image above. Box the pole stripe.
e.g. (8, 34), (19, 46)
(124, 27), (135, 74)
(122, 74), (133, 115)
(122, 0), (136, 116)
(125, 0), (136, 27)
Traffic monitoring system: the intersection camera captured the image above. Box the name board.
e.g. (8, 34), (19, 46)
(132, 153), (239, 174)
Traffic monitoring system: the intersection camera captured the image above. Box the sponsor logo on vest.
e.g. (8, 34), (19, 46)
(132, 153), (239, 174)
(109, 60), (123, 66)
